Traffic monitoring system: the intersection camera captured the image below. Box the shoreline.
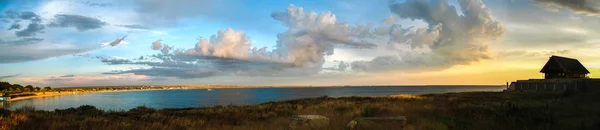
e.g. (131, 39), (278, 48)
(6, 90), (131, 102)
(7, 91), (93, 102)
(5, 85), (505, 102)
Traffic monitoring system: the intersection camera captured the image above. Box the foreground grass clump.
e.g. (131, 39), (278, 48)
(2, 91), (600, 130)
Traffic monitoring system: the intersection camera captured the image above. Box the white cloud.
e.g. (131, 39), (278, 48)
(351, 0), (506, 72)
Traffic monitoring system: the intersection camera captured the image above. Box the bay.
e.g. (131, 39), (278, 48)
(5, 86), (505, 111)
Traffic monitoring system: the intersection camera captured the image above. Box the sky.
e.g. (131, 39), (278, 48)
(1, 0), (600, 87)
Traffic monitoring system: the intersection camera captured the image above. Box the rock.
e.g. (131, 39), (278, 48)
(289, 115), (330, 130)
(346, 120), (358, 130)
(346, 116), (406, 130)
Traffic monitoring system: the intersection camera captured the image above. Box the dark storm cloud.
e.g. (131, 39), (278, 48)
(49, 14), (106, 31)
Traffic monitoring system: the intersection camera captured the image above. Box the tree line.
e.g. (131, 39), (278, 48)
(0, 81), (52, 94)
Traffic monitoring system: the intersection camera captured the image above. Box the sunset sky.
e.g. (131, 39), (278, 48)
(1, 0), (600, 87)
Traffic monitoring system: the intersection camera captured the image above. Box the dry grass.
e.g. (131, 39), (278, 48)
(2, 91), (600, 130)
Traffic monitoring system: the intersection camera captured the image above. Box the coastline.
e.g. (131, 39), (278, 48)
(5, 85), (504, 102)
(7, 91), (92, 102)
(6, 90), (131, 102)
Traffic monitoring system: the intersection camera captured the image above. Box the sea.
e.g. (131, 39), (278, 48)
(3, 86), (505, 111)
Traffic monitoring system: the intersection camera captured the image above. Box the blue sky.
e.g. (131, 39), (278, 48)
(1, 0), (600, 87)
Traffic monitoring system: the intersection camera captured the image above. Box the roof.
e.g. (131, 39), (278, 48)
(540, 55), (590, 74)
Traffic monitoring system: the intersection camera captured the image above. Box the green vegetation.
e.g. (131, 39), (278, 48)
(2, 90), (600, 130)
(0, 82), (53, 96)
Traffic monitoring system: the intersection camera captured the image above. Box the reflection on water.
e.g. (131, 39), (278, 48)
(4, 86), (505, 111)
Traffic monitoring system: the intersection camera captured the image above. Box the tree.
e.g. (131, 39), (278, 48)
(43, 86), (52, 91)
(25, 85), (34, 92)
(12, 84), (23, 91)
(35, 87), (41, 92)
(0, 82), (10, 91)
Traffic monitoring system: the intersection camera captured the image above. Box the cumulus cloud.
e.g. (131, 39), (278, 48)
(271, 4), (377, 67)
(49, 14), (106, 31)
(161, 44), (171, 55)
(351, 0), (505, 72)
(383, 16), (397, 24)
(102, 26), (336, 79)
(151, 39), (162, 50)
(533, 0), (600, 16)
(100, 1), (504, 79)
(183, 28), (254, 59)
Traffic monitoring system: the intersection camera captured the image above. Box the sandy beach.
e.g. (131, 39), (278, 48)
(7, 92), (93, 102)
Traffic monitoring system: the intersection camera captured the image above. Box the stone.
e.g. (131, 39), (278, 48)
(346, 116), (406, 130)
(289, 115), (330, 130)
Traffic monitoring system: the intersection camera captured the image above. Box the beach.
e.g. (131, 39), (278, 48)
(6, 90), (132, 102)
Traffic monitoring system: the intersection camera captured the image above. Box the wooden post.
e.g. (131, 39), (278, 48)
(554, 84), (556, 91)
(544, 84), (547, 90)
(506, 82), (509, 90)
(564, 84), (567, 91)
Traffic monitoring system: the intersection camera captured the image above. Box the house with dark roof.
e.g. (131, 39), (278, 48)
(0, 96), (9, 102)
(540, 55), (590, 79)
(506, 55), (600, 92)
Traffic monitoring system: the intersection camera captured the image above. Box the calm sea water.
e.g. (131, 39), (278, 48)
(4, 86), (505, 111)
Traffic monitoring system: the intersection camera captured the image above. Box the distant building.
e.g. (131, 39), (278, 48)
(507, 55), (600, 92)
(540, 55), (589, 79)
(0, 96), (10, 101)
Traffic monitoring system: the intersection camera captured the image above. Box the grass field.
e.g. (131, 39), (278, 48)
(2, 90), (600, 130)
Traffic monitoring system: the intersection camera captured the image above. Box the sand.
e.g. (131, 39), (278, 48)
(7, 92), (93, 102)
